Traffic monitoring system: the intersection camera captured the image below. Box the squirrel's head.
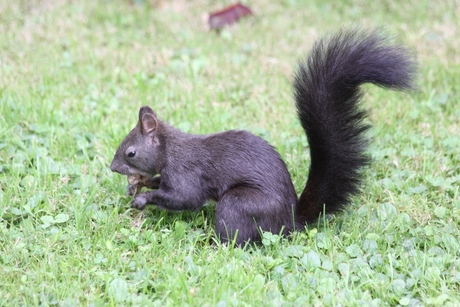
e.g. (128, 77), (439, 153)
(110, 106), (163, 176)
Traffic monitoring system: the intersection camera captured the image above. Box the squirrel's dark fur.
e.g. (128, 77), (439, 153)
(110, 29), (416, 245)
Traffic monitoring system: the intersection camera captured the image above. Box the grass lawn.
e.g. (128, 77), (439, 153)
(1, 0), (459, 305)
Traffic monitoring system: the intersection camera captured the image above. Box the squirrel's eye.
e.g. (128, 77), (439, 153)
(127, 151), (136, 158)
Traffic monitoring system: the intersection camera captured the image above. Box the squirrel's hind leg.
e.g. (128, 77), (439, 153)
(216, 186), (294, 245)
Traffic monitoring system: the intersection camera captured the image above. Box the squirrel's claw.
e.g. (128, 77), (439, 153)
(127, 184), (136, 196)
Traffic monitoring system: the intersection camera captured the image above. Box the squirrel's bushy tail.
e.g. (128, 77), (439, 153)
(294, 29), (416, 225)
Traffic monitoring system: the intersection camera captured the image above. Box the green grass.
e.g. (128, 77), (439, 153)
(1, 0), (459, 305)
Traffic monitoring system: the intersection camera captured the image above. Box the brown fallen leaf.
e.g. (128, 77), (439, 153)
(209, 2), (253, 30)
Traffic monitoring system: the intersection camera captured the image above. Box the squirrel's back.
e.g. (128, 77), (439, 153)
(200, 129), (297, 205)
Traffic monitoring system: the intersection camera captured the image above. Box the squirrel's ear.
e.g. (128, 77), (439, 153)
(139, 106), (158, 135)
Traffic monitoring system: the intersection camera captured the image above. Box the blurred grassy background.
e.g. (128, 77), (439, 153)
(1, 0), (459, 305)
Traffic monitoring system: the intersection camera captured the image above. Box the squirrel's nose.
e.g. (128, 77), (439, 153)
(110, 160), (119, 173)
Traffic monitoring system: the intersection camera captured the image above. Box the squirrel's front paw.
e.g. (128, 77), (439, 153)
(131, 195), (147, 210)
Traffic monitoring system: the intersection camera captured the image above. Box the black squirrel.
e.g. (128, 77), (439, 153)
(110, 29), (416, 245)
